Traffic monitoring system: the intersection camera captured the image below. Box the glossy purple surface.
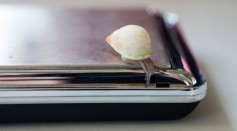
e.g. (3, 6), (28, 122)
(0, 7), (170, 68)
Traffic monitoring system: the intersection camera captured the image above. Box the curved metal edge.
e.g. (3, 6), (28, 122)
(0, 82), (206, 104)
(161, 12), (207, 87)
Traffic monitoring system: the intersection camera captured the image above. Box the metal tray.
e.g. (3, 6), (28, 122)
(0, 6), (206, 121)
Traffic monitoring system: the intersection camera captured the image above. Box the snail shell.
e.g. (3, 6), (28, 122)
(106, 25), (153, 60)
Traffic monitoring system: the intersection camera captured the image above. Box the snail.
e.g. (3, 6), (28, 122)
(105, 25), (196, 87)
(106, 25), (155, 85)
(106, 25), (153, 60)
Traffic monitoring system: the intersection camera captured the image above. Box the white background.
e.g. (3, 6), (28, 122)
(0, 0), (236, 130)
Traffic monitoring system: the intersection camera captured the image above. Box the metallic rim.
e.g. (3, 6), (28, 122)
(0, 82), (206, 104)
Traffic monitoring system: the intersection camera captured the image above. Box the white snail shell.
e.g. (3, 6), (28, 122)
(106, 25), (153, 60)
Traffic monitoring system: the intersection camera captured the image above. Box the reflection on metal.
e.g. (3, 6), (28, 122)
(0, 68), (196, 88)
(139, 58), (196, 87)
(0, 82), (207, 104)
(159, 69), (196, 86)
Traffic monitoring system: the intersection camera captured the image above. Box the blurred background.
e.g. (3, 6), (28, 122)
(0, 0), (236, 131)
